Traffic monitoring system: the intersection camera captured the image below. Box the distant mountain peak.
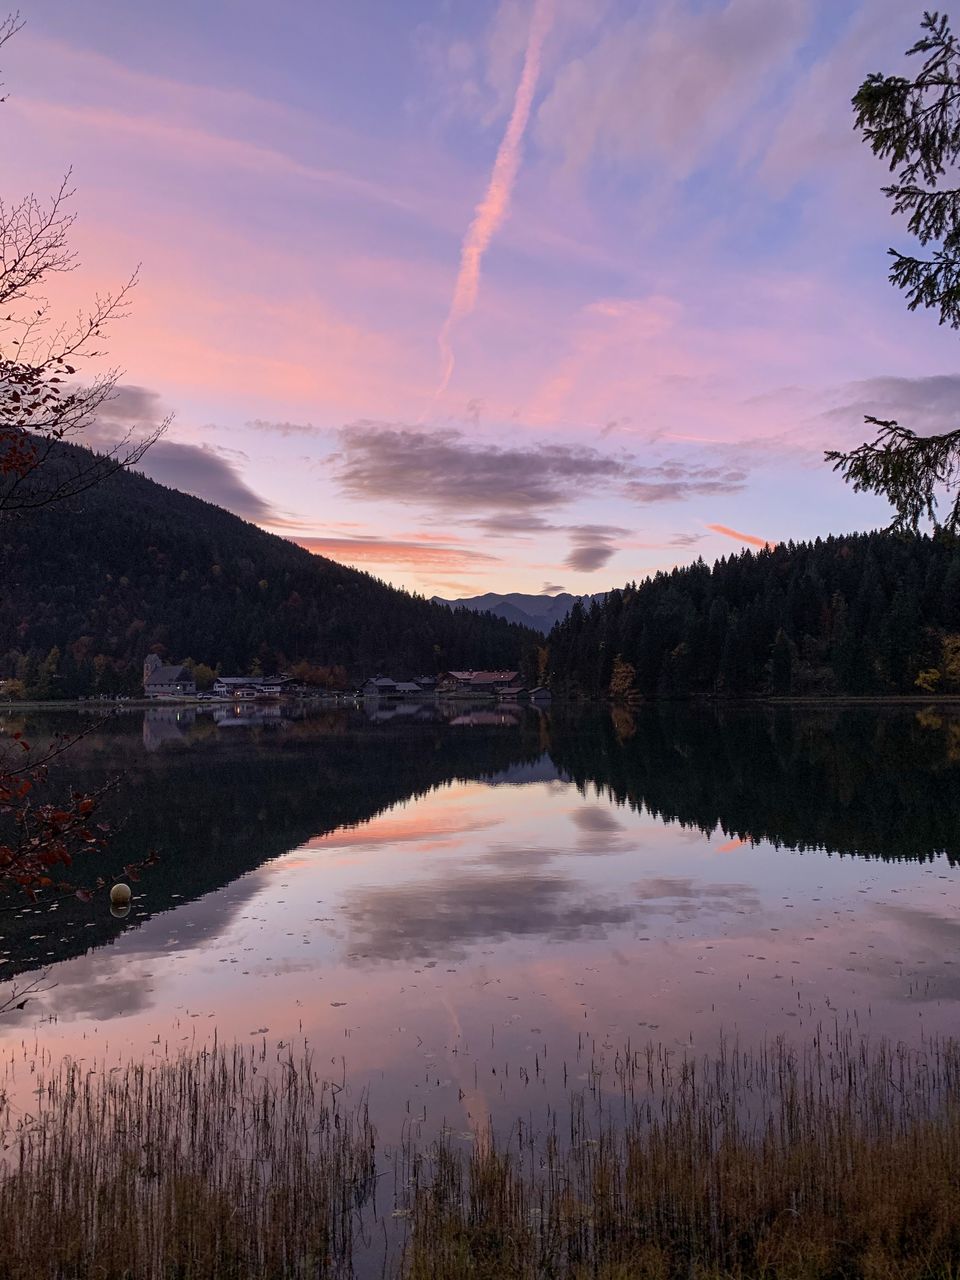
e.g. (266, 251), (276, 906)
(432, 591), (605, 635)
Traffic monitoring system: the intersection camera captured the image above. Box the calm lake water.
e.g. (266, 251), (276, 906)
(2, 701), (960, 1142)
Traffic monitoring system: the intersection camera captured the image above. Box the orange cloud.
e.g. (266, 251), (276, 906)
(707, 524), (775, 550)
(295, 536), (500, 571)
(437, 0), (555, 395)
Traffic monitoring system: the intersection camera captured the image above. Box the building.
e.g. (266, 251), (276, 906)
(529, 686), (552, 703)
(212, 675), (294, 700)
(437, 670), (520, 695)
(497, 686), (528, 701)
(393, 681), (426, 697)
(361, 677), (398, 698)
(143, 654), (197, 700)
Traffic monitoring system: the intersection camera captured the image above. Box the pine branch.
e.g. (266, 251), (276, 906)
(826, 416), (960, 533)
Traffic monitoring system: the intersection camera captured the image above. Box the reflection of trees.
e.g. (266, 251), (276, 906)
(6, 704), (959, 981)
(0, 709), (546, 978)
(549, 704), (960, 864)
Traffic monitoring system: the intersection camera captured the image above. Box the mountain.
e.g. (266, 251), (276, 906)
(433, 591), (606, 635)
(0, 444), (537, 696)
(547, 532), (960, 700)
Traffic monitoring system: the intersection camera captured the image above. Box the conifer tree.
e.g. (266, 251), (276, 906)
(828, 12), (960, 531)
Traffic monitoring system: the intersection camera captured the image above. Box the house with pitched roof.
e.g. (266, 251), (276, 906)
(142, 653), (197, 700)
(437, 670), (519, 695)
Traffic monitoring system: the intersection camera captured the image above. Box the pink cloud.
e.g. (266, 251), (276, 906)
(707, 523), (775, 549)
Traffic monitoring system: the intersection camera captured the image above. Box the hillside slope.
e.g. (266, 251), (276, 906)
(547, 532), (960, 699)
(0, 446), (536, 695)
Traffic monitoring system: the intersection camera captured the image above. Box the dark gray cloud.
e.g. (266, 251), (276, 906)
(823, 375), (960, 439)
(337, 423), (750, 522)
(137, 441), (277, 521)
(338, 423), (628, 510)
(91, 384), (277, 522)
(541, 582), (566, 594)
(623, 463), (747, 504)
(478, 513), (560, 535)
(339, 871), (634, 963)
(565, 524), (629, 573)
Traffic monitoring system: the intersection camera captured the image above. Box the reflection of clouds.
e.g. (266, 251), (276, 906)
(304, 807), (498, 852)
(0, 951), (156, 1026)
(474, 845), (558, 872)
(869, 903), (960, 1003)
(571, 805), (634, 855)
(340, 871), (633, 963)
(632, 877), (760, 924)
(572, 807), (624, 834)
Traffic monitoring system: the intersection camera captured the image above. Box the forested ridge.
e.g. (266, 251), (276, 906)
(547, 532), (960, 700)
(0, 443), (535, 697)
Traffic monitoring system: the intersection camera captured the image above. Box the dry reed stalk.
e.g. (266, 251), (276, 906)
(0, 1043), (376, 1279)
(4, 1032), (960, 1277)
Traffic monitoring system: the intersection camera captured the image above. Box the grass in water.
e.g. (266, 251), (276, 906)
(4, 1033), (960, 1276)
(0, 1043), (376, 1279)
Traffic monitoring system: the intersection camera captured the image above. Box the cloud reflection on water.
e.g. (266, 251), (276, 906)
(338, 870), (634, 963)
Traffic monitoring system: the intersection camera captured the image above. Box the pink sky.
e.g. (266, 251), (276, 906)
(6, 0), (959, 596)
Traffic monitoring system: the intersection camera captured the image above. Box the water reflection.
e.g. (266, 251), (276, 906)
(552, 703), (960, 862)
(0, 703), (958, 1112)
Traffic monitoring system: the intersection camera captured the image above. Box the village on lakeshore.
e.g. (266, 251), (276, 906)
(140, 655), (551, 705)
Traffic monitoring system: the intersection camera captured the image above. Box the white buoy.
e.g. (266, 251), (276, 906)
(110, 883), (132, 908)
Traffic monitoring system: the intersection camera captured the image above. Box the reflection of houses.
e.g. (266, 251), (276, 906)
(437, 670), (519, 697)
(143, 654), (197, 700)
(212, 703), (283, 725)
(449, 709), (520, 726)
(142, 705), (196, 750)
(362, 701), (436, 723)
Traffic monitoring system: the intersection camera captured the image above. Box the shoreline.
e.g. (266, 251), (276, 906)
(5, 692), (960, 713)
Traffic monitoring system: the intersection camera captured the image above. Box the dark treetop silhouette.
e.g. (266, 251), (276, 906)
(829, 12), (960, 532)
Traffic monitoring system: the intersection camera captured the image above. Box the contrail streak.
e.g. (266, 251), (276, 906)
(436, 0), (555, 398)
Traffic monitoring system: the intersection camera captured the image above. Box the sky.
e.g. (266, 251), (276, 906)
(6, 0), (960, 598)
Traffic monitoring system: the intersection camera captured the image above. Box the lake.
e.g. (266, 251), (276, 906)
(1, 700), (959, 1145)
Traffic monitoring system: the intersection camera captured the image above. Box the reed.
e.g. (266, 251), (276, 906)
(0, 1042), (376, 1279)
(402, 1033), (960, 1279)
(5, 1032), (960, 1277)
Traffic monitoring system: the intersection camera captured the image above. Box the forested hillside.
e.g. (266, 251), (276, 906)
(0, 444), (535, 697)
(548, 532), (960, 700)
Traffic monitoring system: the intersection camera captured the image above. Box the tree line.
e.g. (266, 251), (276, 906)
(546, 532), (960, 700)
